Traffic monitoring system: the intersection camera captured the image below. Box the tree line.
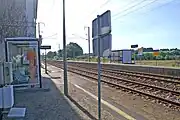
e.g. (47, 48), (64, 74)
(135, 48), (180, 60)
(44, 42), (83, 60)
(44, 42), (180, 61)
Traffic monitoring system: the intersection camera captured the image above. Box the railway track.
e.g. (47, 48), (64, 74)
(69, 64), (180, 91)
(46, 61), (180, 108)
(71, 63), (180, 80)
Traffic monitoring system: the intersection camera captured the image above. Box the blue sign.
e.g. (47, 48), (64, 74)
(92, 10), (111, 38)
(40, 45), (51, 49)
(131, 44), (138, 48)
(92, 18), (98, 38)
(92, 34), (112, 57)
(92, 10), (112, 120)
(100, 10), (111, 33)
(153, 50), (159, 52)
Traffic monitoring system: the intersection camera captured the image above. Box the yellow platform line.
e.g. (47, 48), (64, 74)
(74, 84), (136, 120)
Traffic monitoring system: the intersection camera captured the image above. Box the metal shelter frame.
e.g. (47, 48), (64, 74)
(4, 37), (42, 88)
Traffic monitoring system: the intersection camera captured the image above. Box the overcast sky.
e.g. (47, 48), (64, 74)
(37, 0), (180, 53)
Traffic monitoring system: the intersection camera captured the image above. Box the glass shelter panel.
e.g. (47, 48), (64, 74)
(6, 40), (40, 86)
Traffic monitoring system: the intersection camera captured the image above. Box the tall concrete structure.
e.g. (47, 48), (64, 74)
(0, 0), (38, 61)
(0, 0), (38, 38)
(26, 0), (38, 37)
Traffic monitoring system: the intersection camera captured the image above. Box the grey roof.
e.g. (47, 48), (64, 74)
(5, 37), (38, 40)
(111, 49), (132, 52)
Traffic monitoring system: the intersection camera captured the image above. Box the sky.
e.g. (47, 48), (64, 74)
(37, 0), (180, 53)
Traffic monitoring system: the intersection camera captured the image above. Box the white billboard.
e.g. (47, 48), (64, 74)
(138, 47), (143, 56)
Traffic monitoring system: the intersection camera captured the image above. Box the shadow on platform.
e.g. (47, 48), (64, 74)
(11, 76), (89, 120)
(67, 95), (97, 120)
(47, 72), (61, 79)
(41, 64), (97, 119)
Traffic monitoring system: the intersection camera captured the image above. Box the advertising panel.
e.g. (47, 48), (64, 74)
(138, 47), (143, 56)
(122, 50), (132, 64)
(153, 52), (159, 56)
(92, 10), (111, 38)
(92, 18), (98, 38)
(5, 37), (41, 87)
(92, 34), (112, 57)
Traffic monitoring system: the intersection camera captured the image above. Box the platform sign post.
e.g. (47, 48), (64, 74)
(40, 45), (51, 74)
(131, 44), (138, 64)
(138, 47), (143, 64)
(62, 0), (68, 96)
(97, 15), (101, 120)
(94, 10), (111, 120)
(44, 49), (47, 74)
(138, 47), (143, 56)
(153, 51), (159, 66)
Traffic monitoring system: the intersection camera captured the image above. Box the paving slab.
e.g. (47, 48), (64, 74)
(2, 69), (90, 120)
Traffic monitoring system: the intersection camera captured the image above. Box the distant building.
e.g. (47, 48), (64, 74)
(110, 49), (133, 64)
(110, 50), (122, 62)
(92, 34), (112, 57)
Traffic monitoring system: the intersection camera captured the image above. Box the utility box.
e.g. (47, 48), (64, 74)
(4, 62), (13, 85)
(0, 62), (13, 85)
(122, 50), (132, 64)
(0, 62), (4, 85)
(0, 85), (14, 108)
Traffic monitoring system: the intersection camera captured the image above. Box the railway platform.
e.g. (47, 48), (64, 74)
(2, 68), (89, 120)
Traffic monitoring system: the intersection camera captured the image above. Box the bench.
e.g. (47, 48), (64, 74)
(7, 108), (26, 120)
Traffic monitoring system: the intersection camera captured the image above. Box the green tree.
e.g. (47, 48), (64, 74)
(159, 51), (166, 58)
(66, 42), (83, 58)
(143, 53), (154, 60)
(171, 50), (180, 56)
(46, 51), (57, 59)
(164, 55), (170, 60)
(57, 49), (63, 58)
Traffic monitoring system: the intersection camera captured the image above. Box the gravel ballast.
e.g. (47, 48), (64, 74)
(47, 64), (180, 120)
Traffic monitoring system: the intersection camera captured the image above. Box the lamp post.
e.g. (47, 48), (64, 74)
(72, 28), (91, 62)
(38, 22), (45, 37)
(38, 22), (45, 45)
(63, 0), (68, 96)
(84, 26), (91, 62)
